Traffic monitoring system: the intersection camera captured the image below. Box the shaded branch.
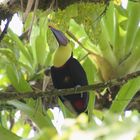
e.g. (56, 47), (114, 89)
(0, 14), (13, 42)
(0, 0), (110, 22)
(0, 70), (140, 101)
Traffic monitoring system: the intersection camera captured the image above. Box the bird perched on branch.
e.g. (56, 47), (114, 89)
(46, 25), (89, 114)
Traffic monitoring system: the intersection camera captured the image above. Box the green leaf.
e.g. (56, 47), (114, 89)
(99, 20), (118, 68)
(69, 19), (100, 54)
(99, 1), (140, 78)
(0, 48), (17, 63)
(83, 58), (96, 121)
(123, 1), (140, 55)
(29, 25), (40, 69)
(87, 92), (95, 121)
(0, 111), (9, 129)
(110, 77), (140, 113)
(117, 46), (140, 76)
(101, 2), (127, 64)
(58, 99), (75, 118)
(102, 3), (116, 47)
(0, 71), (9, 89)
(24, 12), (34, 31)
(35, 17), (48, 66)
(0, 125), (21, 140)
(30, 128), (56, 140)
(8, 29), (33, 64)
(7, 100), (55, 130)
(35, 35), (48, 66)
(93, 109), (103, 120)
(44, 51), (53, 67)
(20, 123), (31, 138)
(132, 29), (140, 48)
(6, 64), (32, 92)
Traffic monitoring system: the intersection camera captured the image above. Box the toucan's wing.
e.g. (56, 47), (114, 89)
(68, 57), (88, 86)
(67, 57), (89, 113)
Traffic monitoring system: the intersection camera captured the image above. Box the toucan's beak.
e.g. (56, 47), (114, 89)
(49, 26), (68, 46)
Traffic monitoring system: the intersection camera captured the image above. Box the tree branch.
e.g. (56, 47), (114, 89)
(0, 14), (13, 42)
(0, 70), (140, 101)
(0, 0), (110, 22)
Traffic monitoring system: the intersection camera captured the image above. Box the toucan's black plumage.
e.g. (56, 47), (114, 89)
(48, 26), (89, 114)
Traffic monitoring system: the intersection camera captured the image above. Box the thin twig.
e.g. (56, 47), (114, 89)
(0, 70), (140, 101)
(66, 30), (95, 55)
(66, 30), (105, 63)
(93, 0), (110, 23)
(28, 0), (39, 38)
(23, 0), (34, 22)
(20, 0), (24, 21)
(79, 52), (90, 62)
(0, 14), (13, 42)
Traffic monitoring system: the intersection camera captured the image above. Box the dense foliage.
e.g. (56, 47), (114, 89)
(0, 0), (140, 139)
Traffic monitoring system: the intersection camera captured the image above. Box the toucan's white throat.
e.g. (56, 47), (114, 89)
(53, 44), (72, 67)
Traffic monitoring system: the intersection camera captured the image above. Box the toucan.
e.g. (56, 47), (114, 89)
(47, 26), (89, 114)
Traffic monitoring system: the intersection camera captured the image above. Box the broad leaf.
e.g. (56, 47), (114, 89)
(8, 30), (33, 65)
(7, 100), (55, 130)
(110, 77), (140, 113)
(0, 125), (21, 140)
(6, 64), (32, 92)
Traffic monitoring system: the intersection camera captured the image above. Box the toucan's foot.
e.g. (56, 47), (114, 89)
(75, 85), (83, 97)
